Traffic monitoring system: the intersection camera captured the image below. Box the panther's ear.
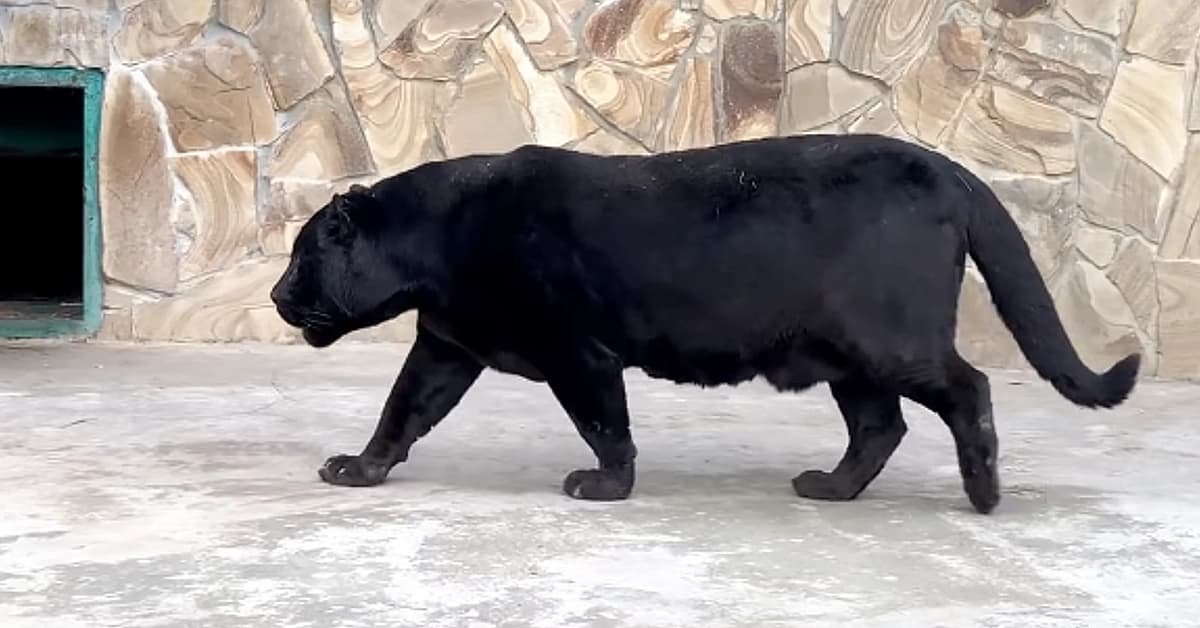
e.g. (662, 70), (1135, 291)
(329, 184), (380, 233)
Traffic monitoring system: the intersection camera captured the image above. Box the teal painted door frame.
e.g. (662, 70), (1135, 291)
(0, 66), (104, 339)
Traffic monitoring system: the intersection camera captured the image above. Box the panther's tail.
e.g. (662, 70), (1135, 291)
(961, 167), (1139, 408)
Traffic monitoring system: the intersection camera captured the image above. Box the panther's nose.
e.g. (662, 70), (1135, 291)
(269, 285), (285, 307)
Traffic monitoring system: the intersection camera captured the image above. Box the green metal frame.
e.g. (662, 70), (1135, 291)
(0, 66), (104, 339)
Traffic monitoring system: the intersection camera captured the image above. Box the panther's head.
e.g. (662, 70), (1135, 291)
(270, 184), (427, 348)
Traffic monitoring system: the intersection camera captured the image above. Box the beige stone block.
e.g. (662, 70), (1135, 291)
(99, 67), (179, 294)
(571, 129), (650, 156)
(482, 22), (597, 147)
(1074, 225), (1123, 267)
(333, 0), (443, 175)
(659, 57), (717, 151)
(247, 0), (335, 110)
(269, 83), (376, 180)
(1126, 0), (1200, 64)
(172, 151), (259, 281)
(1190, 54), (1200, 132)
(1100, 56), (1189, 180)
(1160, 137), (1200, 258)
(506, 0), (581, 70)
(114, 0), (209, 63)
(263, 179), (336, 224)
(1156, 260), (1200, 378)
(218, 0), (264, 33)
(142, 38), (278, 152)
(1077, 124), (1169, 241)
(987, 175), (1076, 279)
(702, 0), (781, 20)
(1061, 0), (1125, 37)
(720, 21), (783, 142)
(895, 4), (987, 145)
(837, 0), (949, 84)
(783, 63), (881, 134)
(993, 0), (1047, 18)
(258, 220), (305, 257)
(573, 61), (670, 148)
(133, 258), (300, 343)
(946, 83), (1075, 175)
(846, 101), (903, 136)
(437, 58), (535, 158)
(1050, 259), (1146, 377)
(373, 0), (432, 47)
(343, 311), (419, 344)
(3, 4), (107, 67)
(989, 14), (1118, 118)
(96, 308), (135, 342)
(956, 268), (1026, 370)
(378, 0), (504, 80)
(1107, 238), (1157, 332)
(785, 0), (833, 68)
(584, 0), (697, 69)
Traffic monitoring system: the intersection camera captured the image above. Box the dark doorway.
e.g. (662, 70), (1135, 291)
(0, 84), (85, 323)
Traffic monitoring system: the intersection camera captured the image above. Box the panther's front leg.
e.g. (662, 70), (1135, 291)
(319, 327), (482, 487)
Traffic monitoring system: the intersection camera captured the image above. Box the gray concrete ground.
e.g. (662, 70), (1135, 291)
(1, 342), (1199, 628)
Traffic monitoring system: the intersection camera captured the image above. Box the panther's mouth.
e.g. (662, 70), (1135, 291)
(301, 326), (343, 348)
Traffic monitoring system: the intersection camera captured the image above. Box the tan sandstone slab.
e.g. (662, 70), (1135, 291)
(1074, 225), (1123, 268)
(172, 150), (259, 282)
(846, 100), (903, 136)
(114, 0), (210, 63)
(1049, 258), (1147, 378)
(1126, 0), (1200, 64)
(782, 63), (881, 134)
(1190, 51), (1200, 132)
(333, 0), (442, 175)
(1160, 137), (1200, 258)
(573, 61), (670, 149)
(1100, 56), (1189, 180)
(483, 22), (596, 147)
(989, 13), (1118, 119)
(1076, 124), (1168, 241)
(987, 175), (1076, 280)
(246, 0), (335, 110)
(373, 0), (431, 47)
(3, 4), (106, 66)
(142, 38), (278, 152)
(584, 0), (696, 69)
(720, 21), (783, 142)
(659, 57), (717, 151)
(1107, 238), (1158, 332)
(838, 0), (949, 84)
(436, 58), (535, 158)
(895, 3), (987, 145)
(269, 83), (376, 180)
(99, 66), (179, 294)
(1156, 260), (1200, 379)
(785, 0), (833, 68)
(702, 0), (781, 20)
(957, 268), (1025, 370)
(506, 0), (581, 70)
(378, 0), (505, 80)
(571, 129), (651, 156)
(1061, 0), (1124, 37)
(946, 83), (1075, 175)
(133, 259), (297, 343)
(218, 0), (264, 33)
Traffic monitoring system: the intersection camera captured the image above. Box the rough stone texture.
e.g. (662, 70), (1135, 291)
(1157, 261), (1200, 378)
(113, 0), (210, 64)
(584, 0), (697, 70)
(1125, 0), (1200, 65)
(246, 0), (336, 109)
(785, 0), (833, 68)
(1076, 124), (1168, 241)
(269, 83), (376, 180)
(1100, 57), (1190, 180)
(782, 63), (881, 133)
(378, 0), (505, 80)
(946, 83), (1075, 175)
(573, 61), (670, 148)
(2, 4), (106, 66)
(98, 67), (179, 294)
(989, 14), (1118, 119)
(894, 3), (987, 145)
(719, 21), (783, 142)
(141, 38), (278, 152)
(171, 150), (259, 281)
(8, 0), (1200, 378)
(838, 0), (949, 84)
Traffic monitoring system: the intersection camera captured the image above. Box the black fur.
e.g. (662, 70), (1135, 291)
(270, 134), (1140, 514)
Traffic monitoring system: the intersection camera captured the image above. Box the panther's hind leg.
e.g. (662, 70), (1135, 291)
(793, 376), (907, 501)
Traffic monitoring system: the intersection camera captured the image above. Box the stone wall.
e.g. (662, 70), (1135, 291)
(1, 0), (1198, 378)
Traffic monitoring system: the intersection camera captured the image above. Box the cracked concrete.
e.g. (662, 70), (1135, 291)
(2, 342), (1199, 627)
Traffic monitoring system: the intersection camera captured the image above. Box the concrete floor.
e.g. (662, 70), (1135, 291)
(1, 342), (1199, 628)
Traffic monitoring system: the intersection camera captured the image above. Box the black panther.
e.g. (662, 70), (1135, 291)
(270, 134), (1139, 514)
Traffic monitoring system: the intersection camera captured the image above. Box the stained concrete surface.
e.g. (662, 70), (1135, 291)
(1, 341), (1199, 628)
